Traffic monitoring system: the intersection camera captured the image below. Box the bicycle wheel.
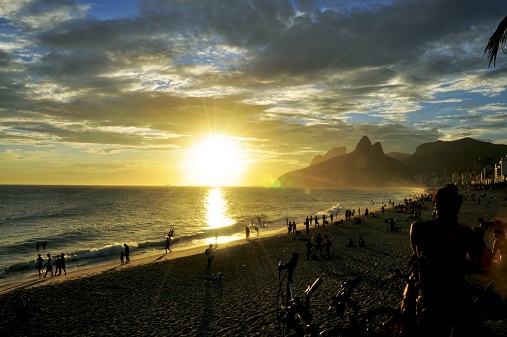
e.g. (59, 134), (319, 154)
(276, 287), (288, 336)
(360, 307), (403, 337)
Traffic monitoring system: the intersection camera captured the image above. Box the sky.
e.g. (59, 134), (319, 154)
(1, 0), (507, 187)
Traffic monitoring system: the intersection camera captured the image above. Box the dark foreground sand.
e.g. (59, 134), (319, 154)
(1, 188), (507, 336)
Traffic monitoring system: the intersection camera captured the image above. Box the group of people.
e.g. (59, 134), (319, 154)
(347, 236), (366, 247)
(469, 220), (507, 271)
(287, 220), (298, 234)
(281, 185), (496, 336)
(244, 225), (260, 239)
(303, 214), (335, 228)
(305, 233), (332, 260)
(35, 252), (66, 277)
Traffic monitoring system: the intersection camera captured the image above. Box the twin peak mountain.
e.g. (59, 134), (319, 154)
(276, 135), (507, 188)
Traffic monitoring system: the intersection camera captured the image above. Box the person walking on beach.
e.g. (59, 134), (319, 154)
(44, 253), (53, 277)
(165, 235), (172, 253)
(205, 243), (217, 270)
(59, 253), (67, 275)
(245, 226), (250, 240)
(36, 254), (44, 276)
(54, 255), (61, 275)
(120, 251), (125, 265)
(124, 244), (130, 264)
(410, 184), (487, 337)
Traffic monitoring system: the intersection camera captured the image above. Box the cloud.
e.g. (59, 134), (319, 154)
(1, 0), (507, 185)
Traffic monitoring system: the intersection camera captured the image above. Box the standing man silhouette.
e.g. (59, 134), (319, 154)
(124, 244), (130, 264)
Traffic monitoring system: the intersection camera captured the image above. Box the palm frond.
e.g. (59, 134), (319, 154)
(485, 15), (507, 68)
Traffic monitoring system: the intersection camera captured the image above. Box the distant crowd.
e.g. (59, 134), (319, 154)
(35, 252), (66, 278)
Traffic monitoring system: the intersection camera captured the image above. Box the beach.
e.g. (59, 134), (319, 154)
(1, 188), (507, 336)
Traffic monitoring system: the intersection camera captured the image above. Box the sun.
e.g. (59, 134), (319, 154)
(185, 134), (247, 186)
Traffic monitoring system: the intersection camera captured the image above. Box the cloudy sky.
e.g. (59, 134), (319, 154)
(1, 0), (507, 186)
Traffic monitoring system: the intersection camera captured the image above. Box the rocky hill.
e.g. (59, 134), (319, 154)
(277, 136), (414, 188)
(276, 136), (507, 188)
(386, 152), (411, 162)
(310, 147), (346, 166)
(404, 137), (507, 174)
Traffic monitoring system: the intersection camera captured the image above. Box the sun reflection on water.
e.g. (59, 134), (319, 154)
(205, 187), (235, 231)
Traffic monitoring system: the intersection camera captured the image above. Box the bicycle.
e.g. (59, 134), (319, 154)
(319, 274), (413, 337)
(276, 253), (323, 337)
(349, 258), (420, 337)
(276, 254), (414, 337)
(276, 254), (420, 337)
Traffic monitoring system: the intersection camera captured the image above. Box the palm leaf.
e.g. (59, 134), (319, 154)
(485, 15), (507, 68)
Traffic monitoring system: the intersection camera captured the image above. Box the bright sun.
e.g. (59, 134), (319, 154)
(186, 135), (247, 186)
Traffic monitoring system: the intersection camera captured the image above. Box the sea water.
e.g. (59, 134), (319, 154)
(0, 185), (425, 285)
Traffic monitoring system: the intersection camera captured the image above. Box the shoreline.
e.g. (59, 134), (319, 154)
(1, 188), (507, 336)
(0, 186), (423, 290)
(0, 226), (288, 296)
(0, 189), (404, 296)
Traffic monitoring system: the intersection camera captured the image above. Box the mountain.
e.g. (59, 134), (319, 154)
(276, 136), (415, 188)
(404, 138), (507, 174)
(386, 152), (411, 162)
(310, 147), (347, 166)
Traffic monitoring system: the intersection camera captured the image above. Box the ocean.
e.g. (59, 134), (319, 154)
(0, 185), (426, 286)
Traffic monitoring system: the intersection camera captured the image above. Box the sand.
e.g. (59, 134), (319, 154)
(1, 188), (507, 336)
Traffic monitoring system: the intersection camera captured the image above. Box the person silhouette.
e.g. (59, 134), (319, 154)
(59, 253), (67, 275)
(278, 252), (299, 303)
(36, 254), (44, 276)
(44, 253), (53, 277)
(315, 233), (323, 256)
(165, 236), (172, 253)
(205, 243), (217, 270)
(347, 238), (355, 247)
(492, 228), (507, 269)
(410, 184), (487, 336)
(123, 244), (130, 264)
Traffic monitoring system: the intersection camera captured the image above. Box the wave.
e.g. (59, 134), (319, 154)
(0, 186), (424, 281)
(1, 227), (244, 276)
